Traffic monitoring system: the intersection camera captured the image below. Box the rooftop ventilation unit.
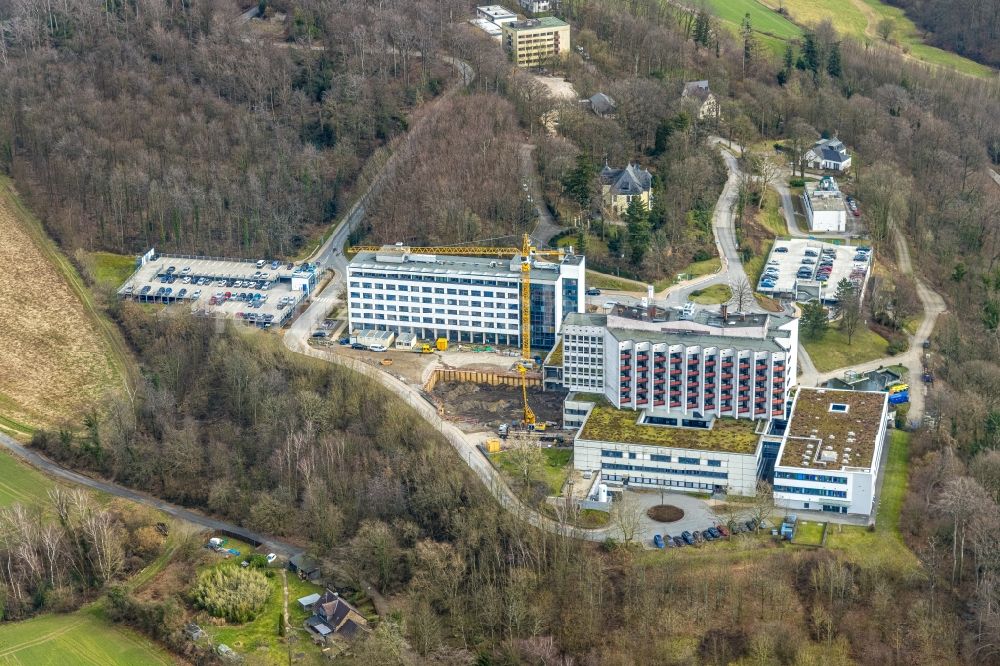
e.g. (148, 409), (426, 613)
(820, 449), (838, 463)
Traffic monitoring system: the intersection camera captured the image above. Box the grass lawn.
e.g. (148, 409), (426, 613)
(585, 269), (643, 292)
(578, 508), (611, 528)
(744, 239), (773, 287)
(825, 430), (919, 573)
(689, 283), (732, 305)
(203, 545), (326, 664)
(0, 450), (53, 508)
(491, 447), (573, 496)
(757, 191), (788, 237)
(801, 322), (890, 373)
(655, 256), (722, 291)
(702, 0), (802, 40)
(792, 520), (825, 546)
(0, 604), (174, 665)
(87, 252), (137, 288)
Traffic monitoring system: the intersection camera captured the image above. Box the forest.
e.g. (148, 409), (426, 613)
(3, 0), (1000, 663)
(886, 0), (1000, 68)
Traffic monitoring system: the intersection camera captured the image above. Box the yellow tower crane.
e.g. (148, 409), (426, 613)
(349, 233), (565, 361)
(516, 363), (536, 426)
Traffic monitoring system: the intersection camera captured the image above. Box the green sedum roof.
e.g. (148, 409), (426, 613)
(578, 406), (763, 454)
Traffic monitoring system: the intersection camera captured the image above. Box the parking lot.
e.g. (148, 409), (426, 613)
(118, 254), (317, 328)
(757, 239), (871, 303)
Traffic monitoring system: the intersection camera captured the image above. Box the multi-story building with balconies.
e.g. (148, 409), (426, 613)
(561, 306), (798, 420)
(501, 17), (570, 67)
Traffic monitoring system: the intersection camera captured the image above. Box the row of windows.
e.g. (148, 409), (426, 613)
(352, 302), (518, 318)
(601, 463), (729, 479)
(603, 474), (717, 490)
(602, 450), (723, 468)
(774, 471), (847, 484)
(354, 313), (518, 328)
(773, 485), (847, 498)
(602, 463), (729, 480)
(350, 282), (513, 297)
(350, 271), (518, 288)
(354, 294), (516, 308)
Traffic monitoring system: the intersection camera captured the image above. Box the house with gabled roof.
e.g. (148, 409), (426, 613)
(804, 138), (852, 172)
(304, 589), (370, 644)
(586, 92), (616, 118)
(600, 163), (652, 218)
(681, 80), (720, 120)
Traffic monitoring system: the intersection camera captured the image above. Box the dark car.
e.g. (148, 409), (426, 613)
(312, 331), (328, 338)
(681, 531), (695, 545)
(339, 337), (351, 345)
(586, 287), (601, 296)
(663, 533), (676, 547)
(775, 247), (789, 253)
(140, 285), (151, 296)
(745, 519), (757, 532)
(692, 530), (703, 543)
(653, 534), (665, 549)
(178, 288), (187, 298)
(672, 536), (685, 547)
(166, 266), (176, 274)
(270, 260), (280, 270)
(351, 343), (367, 350)
(707, 527), (722, 539)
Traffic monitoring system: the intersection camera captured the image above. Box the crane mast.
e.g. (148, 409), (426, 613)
(349, 233), (564, 361)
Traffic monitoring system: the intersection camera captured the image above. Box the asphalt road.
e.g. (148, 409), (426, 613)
(0, 431), (302, 558)
(520, 144), (562, 248)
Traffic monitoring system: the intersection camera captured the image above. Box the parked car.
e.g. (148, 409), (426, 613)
(266, 553), (277, 563)
(339, 337), (351, 345)
(672, 536), (685, 547)
(369, 344), (388, 352)
(702, 529), (716, 541)
(692, 530), (703, 543)
(351, 343), (367, 350)
(663, 534), (676, 547)
(312, 331), (328, 338)
(140, 285), (151, 295)
(586, 287), (601, 296)
(653, 534), (665, 549)
(707, 527), (722, 539)
(166, 266), (176, 274)
(178, 288), (188, 298)
(767, 259), (780, 265)
(804, 249), (818, 257)
(681, 531), (695, 545)
(716, 524), (730, 537)
(270, 260), (280, 270)
(801, 258), (815, 264)
(775, 246), (789, 253)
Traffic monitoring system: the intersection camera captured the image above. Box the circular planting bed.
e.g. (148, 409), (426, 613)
(647, 505), (685, 523)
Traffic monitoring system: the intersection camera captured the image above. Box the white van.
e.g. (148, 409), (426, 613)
(256, 259), (266, 269)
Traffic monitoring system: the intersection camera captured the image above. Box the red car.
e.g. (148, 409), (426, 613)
(716, 524), (730, 537)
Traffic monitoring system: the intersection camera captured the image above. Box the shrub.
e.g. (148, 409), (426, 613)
(886, 335), (909, 355)
(191, 565), (271, 623)
(789, 177), (805, 187)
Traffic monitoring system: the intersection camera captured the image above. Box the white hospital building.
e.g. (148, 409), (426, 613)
(347, 247), (585, 351)
(772, 387), (891, 516)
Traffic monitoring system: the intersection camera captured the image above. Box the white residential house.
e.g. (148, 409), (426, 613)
(518, 0), (553, 12)
(681, 80), (720, 120)
(804, 138), (852, 172)
(476, 5), (518, 25)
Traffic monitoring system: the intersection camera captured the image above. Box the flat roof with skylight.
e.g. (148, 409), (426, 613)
(578, 405), (764, 454)
(777, 387), (888, 471)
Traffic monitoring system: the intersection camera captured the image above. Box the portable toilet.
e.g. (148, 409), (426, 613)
(598, 484), (609, 503)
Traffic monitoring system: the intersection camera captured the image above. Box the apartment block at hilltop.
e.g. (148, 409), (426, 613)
(502, 17), (570, 67)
